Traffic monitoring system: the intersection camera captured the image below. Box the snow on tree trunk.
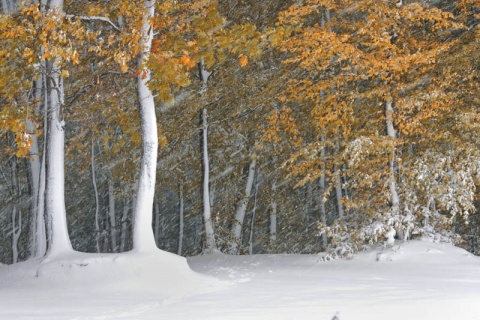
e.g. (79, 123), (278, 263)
(202, 108), (217, 253)
(34, 79), (48, 258)
(28, 76), (46, 259)
(44, 48), (73, 257)
(132, 0), (159, 252)
(178, 184), (184, 256)
(231, 158), (257, 254)
(108, 177), (117, 252)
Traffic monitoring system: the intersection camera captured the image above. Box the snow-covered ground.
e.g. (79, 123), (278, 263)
(0, 238), (479, 320)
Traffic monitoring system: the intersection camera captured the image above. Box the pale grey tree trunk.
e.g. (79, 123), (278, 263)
(248, 181), (259, 255)
(202, 108), (217, 253)
(231, 158), (256, 254)
(91, 141), (101, 253)
(386, 101), (402, 240)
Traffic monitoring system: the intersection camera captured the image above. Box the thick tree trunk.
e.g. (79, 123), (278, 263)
(231, 158), (256, 254)
(45, 60), (73, 258)
(132, 0), (159, 252)
(202, 108), (217, 253)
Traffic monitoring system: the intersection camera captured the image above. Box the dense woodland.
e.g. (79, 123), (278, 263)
(0, 0), (479, 264)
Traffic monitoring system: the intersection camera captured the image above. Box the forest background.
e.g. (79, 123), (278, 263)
(1, 0), (479, 265)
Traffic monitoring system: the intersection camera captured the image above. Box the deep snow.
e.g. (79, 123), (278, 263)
(0, 238), (479, 320)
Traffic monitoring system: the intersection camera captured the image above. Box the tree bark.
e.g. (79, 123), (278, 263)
(178, 184), (184, 256)
(231, 158), (256, 254)
(202, 108), (217, 253)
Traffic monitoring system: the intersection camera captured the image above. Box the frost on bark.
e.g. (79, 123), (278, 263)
(231, 158), (257, 254)
(202, 108), (217, 254)
(132, 0), (159, 252)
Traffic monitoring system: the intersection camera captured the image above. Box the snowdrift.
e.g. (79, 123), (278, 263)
(1, 239), (479, 320)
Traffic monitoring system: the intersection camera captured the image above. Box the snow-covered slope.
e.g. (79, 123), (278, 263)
(0, 238), (479, 320)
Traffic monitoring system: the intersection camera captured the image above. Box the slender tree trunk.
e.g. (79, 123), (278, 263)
(178, 184), (184, 256)
(248, 181), (259, 255)
(231, 158), (256, 254)
(334, 142), (344, 219)
(12, 206), (21, 264)
(202, 108), (217, 253)
(386, 100), (402, 240)
(319, 144), (327, 248)
(11, 159), (21, 264)
(120, 199), (129, 252)
(27, 76), (46, 259)
(270, 201), (277, 245)
(91, 141), (101, 253)
(132, 0), (159, 252)
(108, 177), (117, 252)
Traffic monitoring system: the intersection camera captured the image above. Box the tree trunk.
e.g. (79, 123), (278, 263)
(91, 141), (101, 253)
(44, 46), (73, 257)
(231, 158), (256, 254)
(385, 101), (402, 240)
(334, 141), (344, 219)
(270, 201), (277, 245)
(28, 76), (46, 259)
(108, 177), (117, 252)
(178, 184), (184, 256)
(248, 181), (259, 255)
(120, 199), (129, 252)
(319, 144), (327, 248)
(12, 206), (21, 264)
(202, 108), (217, 253)
(132, 0), (159, 252)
